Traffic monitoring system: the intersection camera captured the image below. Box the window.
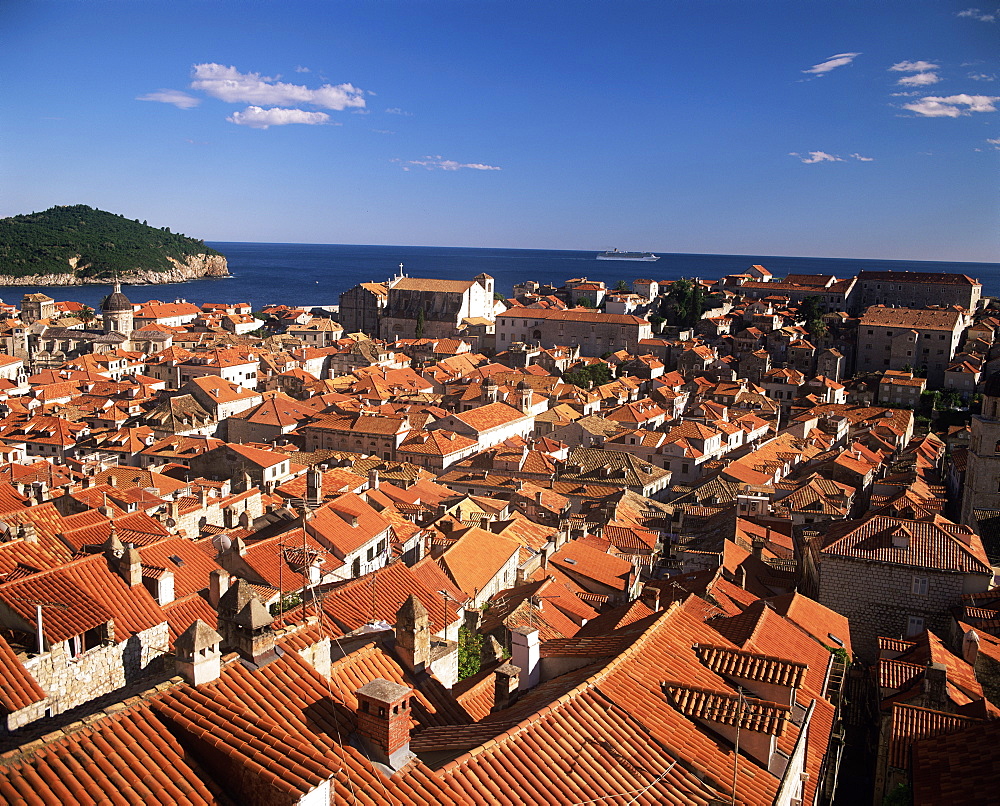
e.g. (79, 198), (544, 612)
(906, 615), (925, 636)
(911, 576), (929, 596)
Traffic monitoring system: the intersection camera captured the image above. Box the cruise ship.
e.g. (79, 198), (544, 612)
(596, 248), (660, 262)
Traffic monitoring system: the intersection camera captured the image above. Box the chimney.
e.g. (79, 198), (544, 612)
(751, 534), (766, 560)
(216, 579), (278, 667)
(492, 662), (521, 711)
(306, 466), (323, 505)
(510, 627), (540, 691)
(394, 595), (431, 674)
(923, 662), (948, 711)
(641, 586), (661, 612)
(118, 543), (142, 587)
(963, 629), (980, 667)
(368, 468), (380, 491)
(208, 568), (230, 609)
(18, 522), (37, 544)
(354, 679), (414, 770)
(175, 619), (223, 685)
(199, 487), (209, 509)
(223, 506), (238, 529)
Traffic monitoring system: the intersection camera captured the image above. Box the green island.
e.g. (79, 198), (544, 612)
(0, 204), (226, 282)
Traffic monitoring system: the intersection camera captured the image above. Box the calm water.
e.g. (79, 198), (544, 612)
(4, 242), (1000, 312)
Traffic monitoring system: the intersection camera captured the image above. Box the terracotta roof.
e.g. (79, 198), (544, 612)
(662, 682), (790, 735)
(0, 632), (45, 714)
(911, 715), (1000, 804)
(497, 307), (648, 325)
(821, 515), (991, 575)
(857, 270), (979, 286)
(859, 306), (962, 332)
(549, 539), (634, 591)
(888, 701), (983, 769)
(320, 561), (460, 635)
(694, 644), (808, 689)
(439, 527), (520, 597)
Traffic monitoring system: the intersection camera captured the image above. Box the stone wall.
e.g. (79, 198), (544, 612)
(817, 557), (976, 662)
(14, 622), (169, 730)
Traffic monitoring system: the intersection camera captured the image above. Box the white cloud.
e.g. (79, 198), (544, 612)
(385, 107), (412, 116)
(850, 153), (875, 161)
(227, 106), (332, 129)
(902, 94), (1000, 117)
(294, 65), (310, 73)
(136, 89), (200, 109)
(969, 72), (996, 81)
(890, 91), (920, 97)
(897, 72), (941, 87)
(889, 60), (940, 73)
(393, 155), (501, 171)
(190, 63), (366, 110)
(789, 151), (844, 164)
(957, 8), (996, 22)
(802, 52), (861, 76)
(988, 137), (1000, 143)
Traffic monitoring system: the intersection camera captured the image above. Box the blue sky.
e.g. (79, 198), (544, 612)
(3, 1), (998, 261)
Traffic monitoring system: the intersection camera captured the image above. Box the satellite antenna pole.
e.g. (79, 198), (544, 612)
(11, 597), (71, 654)
(731, 689), (744, 806)
(302, 523), (308, 622)
(278, 534), (284, 620)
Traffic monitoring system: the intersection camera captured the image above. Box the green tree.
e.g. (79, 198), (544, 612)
(563, 363), (613, 389)
(614, 280), (629, 292)
(577, 297), (594, 308)
(799, 296), (828, 339)
(666, 278), (707, 327)
(415, 306), (426, 339)
(457, 626), (483, 680)
(78, 305), (95, 327)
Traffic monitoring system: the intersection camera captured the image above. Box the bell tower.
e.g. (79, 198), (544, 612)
(960, 371), (1000, 524)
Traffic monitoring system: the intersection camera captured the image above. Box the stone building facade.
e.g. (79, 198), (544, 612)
(817, 516), (992, 661)
(496, 308), (653, 357)
(855, 306), (965, 386)
(379, 275), (496, 340)
(338, 280), (392, 336)
(960, 372), (1000, 524)
(854, 270), (982, 314)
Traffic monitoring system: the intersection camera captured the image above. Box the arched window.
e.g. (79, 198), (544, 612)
(994, 440), (1000, 454)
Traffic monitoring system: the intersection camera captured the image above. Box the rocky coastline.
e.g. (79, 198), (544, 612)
(0, 253), (229, 285)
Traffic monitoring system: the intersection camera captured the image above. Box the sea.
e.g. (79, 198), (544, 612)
(4, 242), (1000, 312)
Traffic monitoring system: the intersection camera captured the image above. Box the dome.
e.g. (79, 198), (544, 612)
(517, 379), (531, 391)
(101, 282), (132, 313)
(984, 371), (1000, 398)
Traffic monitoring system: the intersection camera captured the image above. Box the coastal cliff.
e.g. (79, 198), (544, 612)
(0, 253), (230, 285)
